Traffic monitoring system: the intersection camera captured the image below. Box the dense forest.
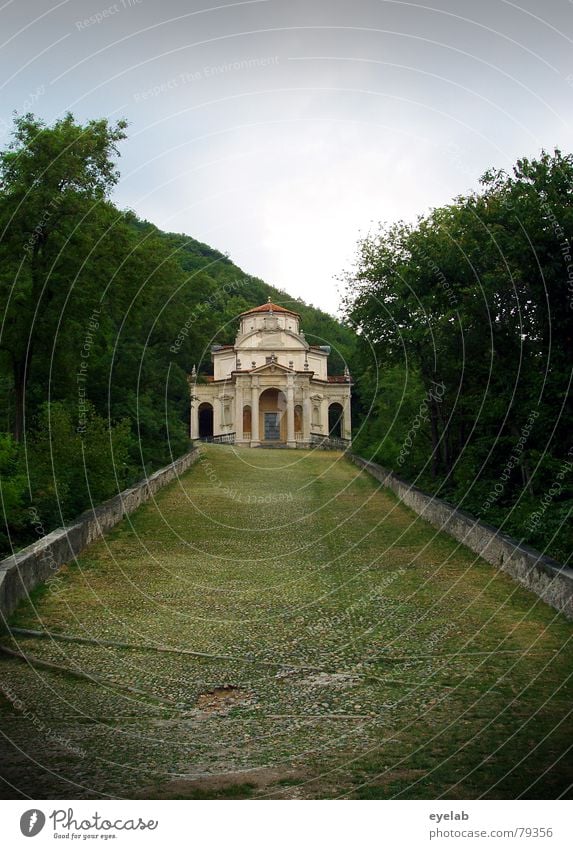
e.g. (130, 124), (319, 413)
(0, 113), (356, 553)
(344, 150), (572, 564)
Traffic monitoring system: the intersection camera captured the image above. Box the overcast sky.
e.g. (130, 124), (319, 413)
(1, 0), (573, 314)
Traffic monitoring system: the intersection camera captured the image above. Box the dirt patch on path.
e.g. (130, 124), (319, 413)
(142, 766), (311, 799)
(195, 685), (252, 714)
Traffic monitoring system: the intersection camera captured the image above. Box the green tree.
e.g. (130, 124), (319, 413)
(0, 433), (26, 549)
(344, 149), (573, 562)
(0, 112), (127, 439)
(26, 402), (132, 528)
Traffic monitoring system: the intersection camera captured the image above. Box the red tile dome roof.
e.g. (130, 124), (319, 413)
(240, 300), (301, 318)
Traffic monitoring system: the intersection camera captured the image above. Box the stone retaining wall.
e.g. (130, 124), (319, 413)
(352, 455), (573, 621)
(0, 449), (199, 625)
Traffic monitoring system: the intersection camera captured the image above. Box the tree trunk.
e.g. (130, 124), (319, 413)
(509, 423), (534, 497)
(520, 458), (534, 498)
(12, 353), (30, 442)
(12, 241), (43, 440)
(435, 399), (452, 476)
(429, 399), (441, 479)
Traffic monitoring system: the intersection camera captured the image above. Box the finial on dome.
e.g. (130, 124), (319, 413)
(267, 296), (271, 303)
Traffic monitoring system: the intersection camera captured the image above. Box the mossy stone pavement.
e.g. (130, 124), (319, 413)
(1, 445), (571, 799)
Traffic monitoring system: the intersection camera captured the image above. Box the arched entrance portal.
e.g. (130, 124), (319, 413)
(259, 388), (287, 442)
(198, 402), (214, 438)
(328, 403), (344, 439)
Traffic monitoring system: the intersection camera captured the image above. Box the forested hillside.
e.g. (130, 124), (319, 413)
(0, 113), (356, 552)
(1, 112), (570, 567)
(344, 150), (573, 564)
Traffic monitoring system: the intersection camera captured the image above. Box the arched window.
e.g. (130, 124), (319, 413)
(198, 403), (214, 438)
(328, 403), (344, 438)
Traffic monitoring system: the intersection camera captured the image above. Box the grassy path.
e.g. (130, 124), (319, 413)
(1, 445), (571, 799)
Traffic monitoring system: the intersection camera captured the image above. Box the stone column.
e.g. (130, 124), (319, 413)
(190, 390), (199, 440)
(251, 378), (260, 446)
(321, 397), (329, 435)
(343, 393), (352, 442)
(302, 384), (311, 445)
(235, 382), (243, 443)
(214, 395), (222, 436)
(286, 376), (295, 448)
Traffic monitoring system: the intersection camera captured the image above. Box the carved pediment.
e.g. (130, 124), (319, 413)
(249, 361), (293, 375)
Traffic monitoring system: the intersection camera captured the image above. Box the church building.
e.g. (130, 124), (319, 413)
(190, 300), (352, 447)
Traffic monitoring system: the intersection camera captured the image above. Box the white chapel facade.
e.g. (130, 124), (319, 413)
(189, 300), (352, 448)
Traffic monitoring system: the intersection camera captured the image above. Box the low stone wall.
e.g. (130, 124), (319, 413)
(0, 449), (199, 626)
(352, 455), (573, 621)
